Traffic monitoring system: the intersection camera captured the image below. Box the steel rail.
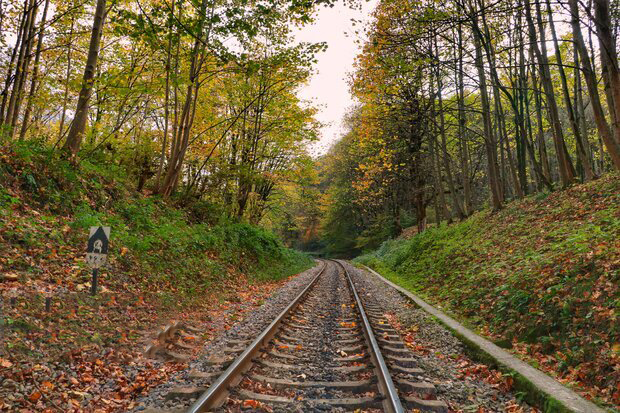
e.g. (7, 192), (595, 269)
(186, 260), (328, 413)
(336, 259), (405, 413)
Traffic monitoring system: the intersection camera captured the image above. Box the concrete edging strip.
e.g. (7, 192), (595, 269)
(359, 264), (606, 413)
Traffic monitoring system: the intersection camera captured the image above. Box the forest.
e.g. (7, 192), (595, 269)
(0, 0), (618, 248)
(0, 0), (332, 229)
(317, 0), (620, 256)
(0, 0), (619, 410)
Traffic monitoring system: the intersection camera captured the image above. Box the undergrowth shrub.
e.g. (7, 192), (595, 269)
(1, 141), (313, 299)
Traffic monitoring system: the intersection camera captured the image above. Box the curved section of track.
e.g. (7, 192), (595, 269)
(183, 260), (447, 412)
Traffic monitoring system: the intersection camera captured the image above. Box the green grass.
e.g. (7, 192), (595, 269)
(0, 140), (313, 300)
(355, 174), (619, 409)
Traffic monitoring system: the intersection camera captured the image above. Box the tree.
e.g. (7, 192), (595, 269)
(62, 0), (108, 157)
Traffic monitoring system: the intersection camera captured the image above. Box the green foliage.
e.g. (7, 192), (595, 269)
(0, 142), (313, 300)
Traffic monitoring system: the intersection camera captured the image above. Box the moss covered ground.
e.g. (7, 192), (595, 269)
(356, 175), (619, 410)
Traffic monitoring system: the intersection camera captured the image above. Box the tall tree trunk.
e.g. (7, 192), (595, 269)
(524, 63), (542, 190)
(573, 40), (594, 174)
(495, 90), (523, 199)
(63, 0), (108, 158)
(472, 26), (503, 210)
(546, 0), (595, 180)
(154, 0), (175, 192)
(434, 37), (465, 219)
(158, 0), (212, 196)
(568, 0), (620, 169)
(525, 0), (576, 186)
(19, 0), (50, 140)
(0, 0), (28, 126)
(9, 3), (37, 135)
(593, 0), (620, 145)
(531, 64), (552, 181)
(456, 22), (472, 215)
(58, 11), (75, 142)
(4, 0), (36, 133)
(428, 58), (451, 222)
(514, 8), (528, 194)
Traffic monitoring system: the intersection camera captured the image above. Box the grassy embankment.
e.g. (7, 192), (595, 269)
(0, 140), (312, 358)
(356, 175), (619, 409)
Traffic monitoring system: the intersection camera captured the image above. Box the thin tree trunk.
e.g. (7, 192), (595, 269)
(525, 0), (575, 186)
(531, 64), (551, 181)
(434, 36), (465, 218)
(568, 0), (620, 169)
(63, 0), (108, 158)
(472, 25), (503, 210)
(574, 40), (594, 174)
(546, 0), (595, 180)
(9, 3), (37, 135)
(154, 0), (175, 192)
(514, 8), (528, 193)
(5, 0), (36, 133)
(524, 63), (542, 190)
(19, 0), (50, 140)
(58, 11), (75, 141)
(495, 89), (523, 199)
(593, 0), (620, 145)
(414, 184), (427, 232)
(0, 0), (28, 125)
(456, 22), (472, 215)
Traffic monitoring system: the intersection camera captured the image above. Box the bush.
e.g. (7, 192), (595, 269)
(1, 140), (313, 300)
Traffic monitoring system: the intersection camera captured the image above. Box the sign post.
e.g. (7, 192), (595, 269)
(86, 226), (110, 295)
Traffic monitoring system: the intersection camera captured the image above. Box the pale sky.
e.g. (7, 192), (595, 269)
(294, 0), (379, 156)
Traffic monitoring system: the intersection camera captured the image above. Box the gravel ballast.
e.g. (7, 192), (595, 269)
(134, 260), (538, 412)
(133, 262), (324, 411)
(344, 260), (538, 412)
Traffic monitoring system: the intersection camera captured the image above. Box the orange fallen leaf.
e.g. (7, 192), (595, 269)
(29, 391), (42, 402)
(243, 399), (260, 408)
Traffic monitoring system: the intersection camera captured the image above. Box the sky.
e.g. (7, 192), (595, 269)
(293, 0), (379, 156)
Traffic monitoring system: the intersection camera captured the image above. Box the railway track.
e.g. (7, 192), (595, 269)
(165, 260), (449, 412)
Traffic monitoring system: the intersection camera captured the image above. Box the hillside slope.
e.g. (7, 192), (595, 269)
(356, 175), (619, 409)
(0, 142), (312, 294)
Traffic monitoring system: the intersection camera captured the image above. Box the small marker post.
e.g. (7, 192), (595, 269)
(85, 226), (110, 296)
(45, 296), (51, 312)
(91, 268), (98, 295)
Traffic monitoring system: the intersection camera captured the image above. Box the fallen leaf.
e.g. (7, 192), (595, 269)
(41, 381), (54, 391)
(243, 399), (260, 408)
(28, 391), (42, 402)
